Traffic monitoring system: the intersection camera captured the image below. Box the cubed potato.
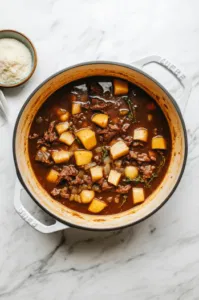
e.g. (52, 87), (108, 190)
(46, 169), (59, 183)
(133, 127), (148, 142)
(124, 166), (138, 180)
(80, 190), (95, 204)
(148, 114), (153, 121)
(72, 103), (81, 115)
(90, 166), (103, 182)
(92, 114), (109, 128)
(152, 136), (167, 150)
(88, 198), (107, 213)
(59, 131), (75, 146)
(76, 128), (97, 150)
(132, 188), (145, 204)
(113, 79), (128, 95)
(55, 122), (69, 135)
(119, 108), (129, 115)
(60, 111), (70, 122)
(55, 107), (66, 116)
(74, 150), (93, 166)
(108, 170), (122, 186)
(110, 140), (129, 160)
(51, 150), (72, 164)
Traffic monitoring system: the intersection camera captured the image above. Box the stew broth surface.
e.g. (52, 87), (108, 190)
(29, 77), (171, 215)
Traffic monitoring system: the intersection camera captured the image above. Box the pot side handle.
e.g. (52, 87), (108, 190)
(132, 55), (192, 113)
(14, 179), (68, 233)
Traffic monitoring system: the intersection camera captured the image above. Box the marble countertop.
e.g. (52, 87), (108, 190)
(1, 0), (199, 299)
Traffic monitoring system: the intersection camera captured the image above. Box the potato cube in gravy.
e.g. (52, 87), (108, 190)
(108, 170), (122, 186)
(92, 113), (109, 128)
(59, 131), (75, 146)
(132, 188), (145, 204)
(88, 198), (107, 213)
(80, 190), (95, 204)
(90, 166), (103, 182)
(76, 128), (97, 150)
(133, 127), (148, 142)
(110, 141), (129, 160)
(56, 122), (69, 135)
(51, 150), (72, 164)
(74, 150), (93, 166)
(152, 136), (167, 150)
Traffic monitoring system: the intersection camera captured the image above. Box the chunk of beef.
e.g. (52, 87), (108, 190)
(44, 131), (57, 142)
(132, 141), (144, 147)
(148, 150), (157, 161)
(62, 165), (78, 176)
(124, 136), (133, 146)
(97, 124), (120, 142)
(51, 187), (70, 199)
(29, 133), (39, 139)
(93, 154), (102, 164)
(137, 153), (151, 162)
(83, 175), (92, 185)
(122, 123), (130, 133)
(109, 124), (120, 131)
(116, 184), (131, 194)
(72, 112), (84, 120)
(58, 165), (78, 182)
(130, 151), (151, 163)
(35, 149), (52, 165)
(139, 165), (156, 179)
(101, 180), (113, 191)
(72, 177), (84, 185)
(44, 121), (58, 143)
(60, 187), (70, 198)
(103, 131), (118, 142)
(89, 82), (103, 95)
(90, 98), (109, 110)
(37, 138), (51, 148)
(51, 188), (61, 197)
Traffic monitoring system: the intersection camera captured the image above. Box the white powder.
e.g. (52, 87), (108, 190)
(0, 38), (32, 85)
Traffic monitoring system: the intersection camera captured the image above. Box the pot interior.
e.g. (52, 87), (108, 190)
(14, 62), (186, 230)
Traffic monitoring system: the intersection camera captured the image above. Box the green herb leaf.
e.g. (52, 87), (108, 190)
(144, 152), (166, 188)
(102, 146), (109, 159)
(123, 175), (145, 184)
(119, 195), (128, 207)
(123, 97), (137, 123)
(75, 136), (82, 146)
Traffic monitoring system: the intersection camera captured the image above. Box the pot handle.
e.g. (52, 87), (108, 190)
(132, 55), (192, 113)
(14, 179), (68, 233)
(0, 90), (9, 121)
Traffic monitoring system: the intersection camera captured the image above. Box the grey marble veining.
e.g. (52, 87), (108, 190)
(1, 0), (199, 299)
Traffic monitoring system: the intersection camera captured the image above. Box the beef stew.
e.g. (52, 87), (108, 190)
(28, 77), (171, 215)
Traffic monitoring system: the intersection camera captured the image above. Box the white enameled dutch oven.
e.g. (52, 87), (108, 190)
(13, 56), (191, 233)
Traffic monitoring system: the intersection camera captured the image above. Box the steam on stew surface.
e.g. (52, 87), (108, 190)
(29, 77), (171, 215)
